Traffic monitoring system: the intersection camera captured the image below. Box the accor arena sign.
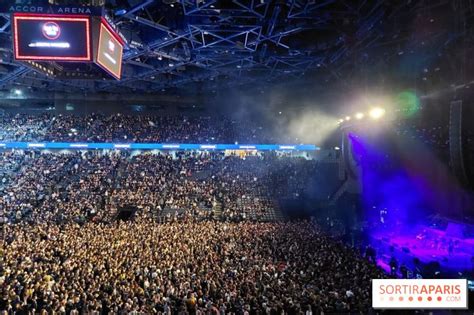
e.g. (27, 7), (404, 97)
(3, 5), (102, 15)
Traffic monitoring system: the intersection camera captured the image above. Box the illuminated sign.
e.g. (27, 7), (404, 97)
(200, 145), (216, 149)
(162, 144), (180, 149)
(4, 5), (102, 15)
(114, 144), (130, 149)
(13, 14), (91, 61)
(239, 145), (256, 149)
(27, 143), (45, 148)
(42, 22), (60, 39)
(96, 21), (123, 80)
(372, 279), (468, 309)
(279, 145), (295, 150)
(69, 144), (88, 148)
(0, 142), (318, 151)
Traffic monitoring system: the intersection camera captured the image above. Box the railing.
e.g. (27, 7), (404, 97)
(0, 142), (317, 151)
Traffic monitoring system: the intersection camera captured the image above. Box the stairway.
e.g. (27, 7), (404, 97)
(328, 179), (348, 206)
(212, 200), (223, 219)
(272, 203), (285, 221)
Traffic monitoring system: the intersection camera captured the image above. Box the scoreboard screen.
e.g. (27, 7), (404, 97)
(96, 21), (123, 80)
(13, 14), (91, 61)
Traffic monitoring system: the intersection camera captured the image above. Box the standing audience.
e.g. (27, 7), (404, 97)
(0, 113), (388, 313)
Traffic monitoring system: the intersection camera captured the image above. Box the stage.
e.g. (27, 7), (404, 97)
(369, 220), (474, 277)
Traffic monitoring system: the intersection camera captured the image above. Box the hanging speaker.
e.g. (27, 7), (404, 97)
(449, 100), (469, 185)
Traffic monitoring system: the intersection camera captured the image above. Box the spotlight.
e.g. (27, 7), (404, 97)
(369, 107), (385, 119)
(355, 112), (364, 119)
(345, 116), (351, 121)
(14, 89), (22, 96)
(338, 119), (344, 123)
(334, 146), (340, 150)
(114, 9), (127, 16)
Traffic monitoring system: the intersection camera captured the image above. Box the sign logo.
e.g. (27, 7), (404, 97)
(108, 40), (115, 52)
(42, 22), (60, 40)
(372, 279), (468, 309)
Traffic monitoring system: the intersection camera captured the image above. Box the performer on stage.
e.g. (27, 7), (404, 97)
(448, 239), (454, 256)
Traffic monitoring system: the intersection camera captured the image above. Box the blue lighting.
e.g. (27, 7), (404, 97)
(0, 142), (317, 151)
(27, 143), (45, 148)
(69, 144), (89, 148)
(348, 132), (472, 276)
(114, 9), (128, 16)
(200, 145), (216, 149)
(114, 144), (131, 149)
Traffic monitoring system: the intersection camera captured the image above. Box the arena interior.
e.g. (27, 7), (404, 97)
(1, 0), (474, 314)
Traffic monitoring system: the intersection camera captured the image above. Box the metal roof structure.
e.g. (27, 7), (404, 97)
(0, 0), (473, 96)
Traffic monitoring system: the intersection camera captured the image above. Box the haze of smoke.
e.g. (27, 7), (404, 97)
(216, 86), (338, 145)
(286, 109), (338, 144)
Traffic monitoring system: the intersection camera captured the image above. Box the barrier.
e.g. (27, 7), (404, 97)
(0, 142), (317, 151)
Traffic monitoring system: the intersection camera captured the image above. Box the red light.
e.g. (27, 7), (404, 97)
(13, 14), (91, 62)
(100, 17), (125, 45)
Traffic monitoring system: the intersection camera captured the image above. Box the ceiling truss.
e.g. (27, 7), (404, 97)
(0, 0), (468, 95)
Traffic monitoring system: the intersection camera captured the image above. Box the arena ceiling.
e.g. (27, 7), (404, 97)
(0, 0), (473, 97)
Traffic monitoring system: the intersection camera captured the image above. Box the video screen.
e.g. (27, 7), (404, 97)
(96, 22), (123, 80)
(13, 14), (91, 61)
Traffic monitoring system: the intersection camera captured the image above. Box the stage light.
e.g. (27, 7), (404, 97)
(115, 9), (128, 16)
(14, 89), (22, 95)
(355, 112), (364, 119)
(334, 146), (340, 150)
(338, 119), (344, 123)
(369, 107), (385, 119)
(397, 90), (420, 117)
(345, 116), (351, 121)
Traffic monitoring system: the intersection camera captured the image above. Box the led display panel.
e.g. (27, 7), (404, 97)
(96, 22), (123, 80)
(13, 14), (91, 61)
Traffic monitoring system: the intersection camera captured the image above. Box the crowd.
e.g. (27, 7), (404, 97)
(0, 114), (50, 142)
(0, 113), (288, 144)
(1, 219), (386, 314)
(0, 112), (392, 313)
(0, 151), (324, 224)
(0, 148), (389, 313)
